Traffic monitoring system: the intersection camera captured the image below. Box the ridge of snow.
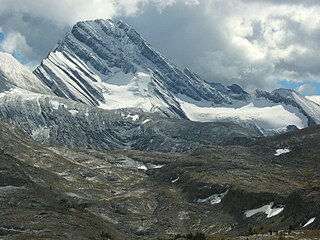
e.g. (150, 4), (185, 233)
(178, 96), (307, 133)
(292, 92), (320, 124)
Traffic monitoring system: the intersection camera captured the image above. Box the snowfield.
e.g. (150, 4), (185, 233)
(178, 97), (307, 133)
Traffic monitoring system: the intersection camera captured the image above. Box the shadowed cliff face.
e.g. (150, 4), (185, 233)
(0, 121), (319, 239)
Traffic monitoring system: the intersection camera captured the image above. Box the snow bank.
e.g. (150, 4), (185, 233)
(245, 202), (284, 218)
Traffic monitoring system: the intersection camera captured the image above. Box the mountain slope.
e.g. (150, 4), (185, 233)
(0, 52), (51, 94)
(0, 88), (257, 152)
(306, 95), (320, 105)
(34, 19), (320, 135)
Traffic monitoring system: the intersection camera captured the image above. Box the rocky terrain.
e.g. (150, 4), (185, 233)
(0, 120), (319, 239)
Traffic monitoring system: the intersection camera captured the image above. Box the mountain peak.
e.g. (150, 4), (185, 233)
(34, 19), (246, 113)
(33, 19), (320, 134)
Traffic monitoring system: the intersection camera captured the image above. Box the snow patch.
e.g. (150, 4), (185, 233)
(172, 177), (179, 183)
(146, 163), (165, 169)
(122, 113), (140, 121)
(141, 119), (151, 125)
(302, 217), (316, 228)
(66, 192), (82, 198)
(137, 165), (148, 171)
(197, 190), (229, 205)
(69, 109), (79, 115)
(50, 100), (67, 110)
(245, 202), (284, 218)
(274, 148), (291, 156)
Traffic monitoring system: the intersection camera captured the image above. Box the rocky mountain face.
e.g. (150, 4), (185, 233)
(0, 87), (256, 153)
(34, 19), (246, 117)
(34, 19), (320, 135)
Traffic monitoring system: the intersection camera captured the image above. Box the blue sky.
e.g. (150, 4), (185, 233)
(0, 31), (4, 41)
(0, 30), (29, 64)
(277, 80), (320, 96)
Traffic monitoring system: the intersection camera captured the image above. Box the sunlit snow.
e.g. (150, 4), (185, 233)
(178, 96), (306, 133)
(274, 148), (291, 156)
(303, 217), (316, 228)
(197, 190), (229, 205)
(172, 177), (179, 183)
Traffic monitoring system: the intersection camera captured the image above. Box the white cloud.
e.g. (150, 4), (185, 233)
(185, 0), (200, 6)
(186, 0), (320, 90)
(0, 32), (32, 55)
(152, 0), (176, 13)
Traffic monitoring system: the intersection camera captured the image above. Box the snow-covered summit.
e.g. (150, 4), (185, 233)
(0, 52), (51, 94)
(34, 19), (247, 118)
